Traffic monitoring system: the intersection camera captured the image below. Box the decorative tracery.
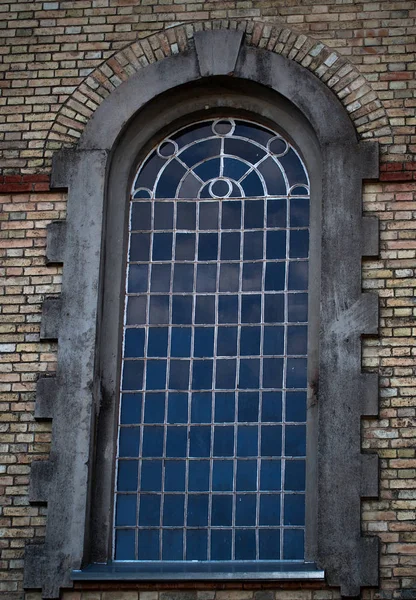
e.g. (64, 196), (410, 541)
(132, 119), (309, 200)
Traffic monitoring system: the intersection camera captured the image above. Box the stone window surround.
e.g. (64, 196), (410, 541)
(25, 30), (380, 599)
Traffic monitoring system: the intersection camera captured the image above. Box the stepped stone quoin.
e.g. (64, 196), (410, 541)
(46, 221), (67, 265)
(40, 298), (61, 341)
(35, 376), (57, 421)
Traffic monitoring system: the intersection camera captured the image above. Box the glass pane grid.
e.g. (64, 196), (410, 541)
(116, 197), (308, 562)
(115, 118), (309, 564)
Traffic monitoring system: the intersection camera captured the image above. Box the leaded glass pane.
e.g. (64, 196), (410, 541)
(115, 118), (310, 563)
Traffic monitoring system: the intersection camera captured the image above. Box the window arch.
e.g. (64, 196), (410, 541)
(115, 118), (310, 563)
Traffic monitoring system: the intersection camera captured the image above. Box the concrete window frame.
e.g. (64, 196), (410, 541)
(26, 30), (380, 599)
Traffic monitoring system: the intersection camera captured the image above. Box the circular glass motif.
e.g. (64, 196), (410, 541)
(132, 118), (309, 199)
(209, 179), (232, 198)
(157, 139), (177, 158)
(268, 136), (288, 157)
(212, 119), (234, 136)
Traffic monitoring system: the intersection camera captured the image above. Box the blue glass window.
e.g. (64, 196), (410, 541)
(115, 118), (310, 563)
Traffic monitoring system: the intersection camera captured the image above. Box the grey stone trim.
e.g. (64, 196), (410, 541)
(359, 537), (380, 588)
(72, 562), (325, 581)
(50, 147), (77, 188)
(361, 454), (379, 498)
(78, 54), (200, 151)
(194, 29), (243, 76)
(24, 544), (46, 590)
(362, 217), (379, 258)
(40, 297), (61, 340)
(25, 149), (108, 598)
(25, 30), (380, 599)
(35, 376), (57, 420)
(29, 460), (52, 504)
(46, 221), (66, 264)
(327, 293), (378, 338)
(358, 140), (380, 179)
(361, 373), (379, 417)
(362, 293), (379, 335)
(328, 537), (380, 595)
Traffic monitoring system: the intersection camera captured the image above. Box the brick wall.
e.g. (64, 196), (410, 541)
(362, 180), (416, 596)
(0, 1), (415, 599)
(0, 190), (65, 598)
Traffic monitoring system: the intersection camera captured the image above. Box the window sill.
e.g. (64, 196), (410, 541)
(72, 561), (325, 581)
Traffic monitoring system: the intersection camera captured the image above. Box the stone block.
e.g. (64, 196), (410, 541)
(46, 221), (66, 264)
(194, 29), (243, 76)
(40, 297), (61, 341)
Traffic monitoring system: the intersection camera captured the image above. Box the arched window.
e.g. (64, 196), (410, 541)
(27, 31), (379, 598)
(115, 118), (310, 563)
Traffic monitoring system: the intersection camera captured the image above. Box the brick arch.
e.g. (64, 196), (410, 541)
(45, 20), (389, 157)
